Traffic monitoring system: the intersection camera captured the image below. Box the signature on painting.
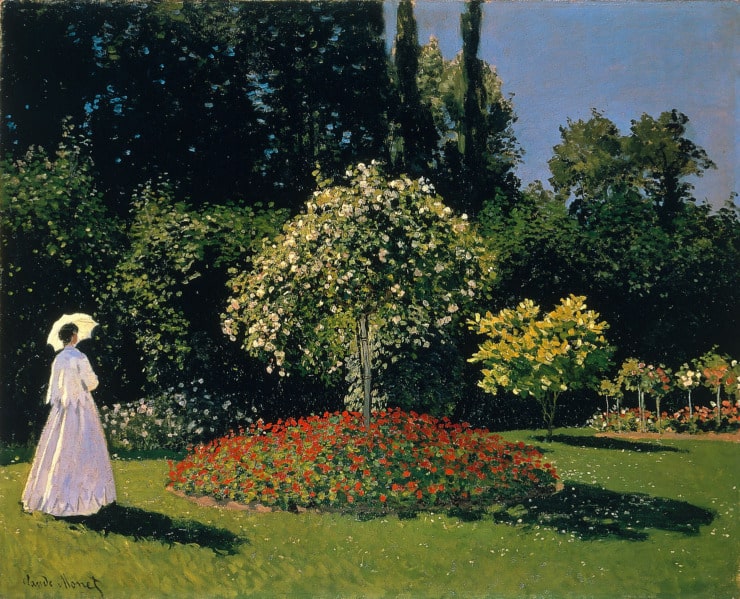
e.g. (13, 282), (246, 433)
(22, 572), (104, 598)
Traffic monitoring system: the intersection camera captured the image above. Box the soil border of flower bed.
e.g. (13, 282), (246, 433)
(165, 482), (566, 514)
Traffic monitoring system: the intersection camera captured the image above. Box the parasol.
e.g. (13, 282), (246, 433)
(47, 313), (98, 352)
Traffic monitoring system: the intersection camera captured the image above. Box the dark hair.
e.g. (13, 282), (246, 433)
(58, 323), (79, 345)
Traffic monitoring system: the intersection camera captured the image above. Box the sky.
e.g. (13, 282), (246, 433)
(384, 1), (738, 207)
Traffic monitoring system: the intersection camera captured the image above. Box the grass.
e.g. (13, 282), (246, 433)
(1, 428), (737, 598)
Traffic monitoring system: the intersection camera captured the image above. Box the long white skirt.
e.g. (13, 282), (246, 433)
(22, 397), (117, 517)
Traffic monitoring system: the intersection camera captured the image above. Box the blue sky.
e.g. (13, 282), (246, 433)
(384, 1), (738, 207)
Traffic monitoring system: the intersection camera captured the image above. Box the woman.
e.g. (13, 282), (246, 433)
(22, 322), (116, 516)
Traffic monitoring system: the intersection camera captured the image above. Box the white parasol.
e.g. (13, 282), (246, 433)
(47, 313), (98, 351)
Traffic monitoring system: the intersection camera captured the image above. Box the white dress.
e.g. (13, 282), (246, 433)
(22, 345), (117, 516)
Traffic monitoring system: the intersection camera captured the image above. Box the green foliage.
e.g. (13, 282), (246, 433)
(225, 161), (494, 412)
(100, 380), (256, 452)
(468, 295), (613, 439)
(388, 0), (437, 174)
(548, 109), (625, 213)
(549, 109), (716, 223)
(416, 34), (520, 214)
(625, 109), (716, 220)
(477, 182), (580, 306)
(582, 194), (739, 363)
(12, 1), (394, 208)
(0, 130), (121, 439)
(0, 126), (120, 302)
(480, 178), (739, 368)
(343, 338), (467, 418)
(106, 181), (288, 387)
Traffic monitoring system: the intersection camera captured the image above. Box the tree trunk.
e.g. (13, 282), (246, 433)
(357, 313), (372, 429)
(716, 387), (722, 426)
(543, 392), (559, 442)
(688, 389), (692, 419)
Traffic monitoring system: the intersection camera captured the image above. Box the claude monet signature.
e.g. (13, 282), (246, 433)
(22, 572), (104, 598)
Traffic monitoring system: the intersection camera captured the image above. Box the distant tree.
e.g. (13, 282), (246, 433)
(458, 0), (520, 212)
(224, 162), (493, 427)
(549, 109), (716, 225)
(414, 6), (521, 216)
(468, 295), (613, 440)
(548, 109), (625, 219)
(460, 0), (487, 186)
(389, 0), (438, 174)
(624, 110), (716, 223)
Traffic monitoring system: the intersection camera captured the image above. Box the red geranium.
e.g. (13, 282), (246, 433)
(169, 408), (558, 513)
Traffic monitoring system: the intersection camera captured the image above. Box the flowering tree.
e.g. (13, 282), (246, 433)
(617, 359), (672, 432)
(468, 295), (613, 440)
(224, 162), (493, 427)
(675, 362), (702, 419)
(697, 350), (738, 426)
(646, 365), (672, 430)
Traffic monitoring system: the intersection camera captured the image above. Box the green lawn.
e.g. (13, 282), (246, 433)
(1, 429), (737, 598)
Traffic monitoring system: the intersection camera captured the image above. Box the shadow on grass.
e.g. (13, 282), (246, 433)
(486, 482), (714, 541)
(534, 434), (687, 453)
(61, 503), (246, 555)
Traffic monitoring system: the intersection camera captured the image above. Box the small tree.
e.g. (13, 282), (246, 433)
(646, 365), (672, 431)
(697, 349), (738, 427)
(468, 295), (613, 440)
(224, 162), (493, 427)
(675, 362), (702, 419)
(617, 359), (671, 432)
(598, 378), (623, 428)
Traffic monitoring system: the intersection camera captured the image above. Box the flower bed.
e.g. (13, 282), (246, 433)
(589, 401), (740, 434)
(168, 409), (558, 514)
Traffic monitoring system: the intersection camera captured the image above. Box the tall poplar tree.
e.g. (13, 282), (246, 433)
(390, 0), (437, 174)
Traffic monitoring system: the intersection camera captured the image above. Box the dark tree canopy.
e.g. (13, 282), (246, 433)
(0, 1), (394, 213)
